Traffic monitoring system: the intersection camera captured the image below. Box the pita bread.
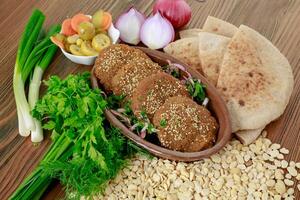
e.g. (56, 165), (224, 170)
(235, 127), (264, 145)
(179, 28), (202, 38)
(203, 16), (238, 38)
(198, 32), (230, 86)
(217, 25), (294, 132)
(164, 38), (202, 72)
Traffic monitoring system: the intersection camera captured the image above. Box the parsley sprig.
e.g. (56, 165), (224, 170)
(11, 73), (140, 200)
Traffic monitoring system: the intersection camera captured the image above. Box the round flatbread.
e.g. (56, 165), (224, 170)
(217, 25), (294, 132)
(179, 28), (202, 39)
(163, 37), (202, 73)
(198, 32), (230, 86)
(235, 127), (265, 145)
(203, 16), (238, 38)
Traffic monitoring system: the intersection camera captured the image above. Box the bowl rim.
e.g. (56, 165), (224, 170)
(91, 47), (232, 161)
(61, 47), (97, 58)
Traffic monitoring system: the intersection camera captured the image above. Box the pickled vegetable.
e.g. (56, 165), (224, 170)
(92, 33), (111, 52)
(66, 34), (80, 44)
(71, 13), (91, 32)
(50, 33), (66, 49)
(76, 38), (83, 46)
(62, 18), (76, 36)
(92, 10), (104, 29)
(65, 43), (71, 52)
(95, 29), (107, 34)
(92, 10), (112, 31)
(80, 41), (98, 56)
(78, 22), (95, 40)
(69, 44), (84, 56)
(54, 33), (66, 43)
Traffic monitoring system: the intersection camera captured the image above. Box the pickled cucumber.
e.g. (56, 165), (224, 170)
(69, 44), (84, 56)
(80, 41), (98, 56)
(92, 34), (111, 52)
(92, 10), (104, 29)
(78, 22), (95, 40)
(67, 34), (80, 44)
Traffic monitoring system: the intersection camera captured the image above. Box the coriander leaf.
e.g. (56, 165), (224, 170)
(160, 118), (167, 128)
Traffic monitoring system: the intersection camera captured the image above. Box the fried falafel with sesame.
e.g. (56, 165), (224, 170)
(111, 58), (162, 99)
(94, 44), (149, 91)
(153, 96), (218, 152)
(131, 72), (190, 120)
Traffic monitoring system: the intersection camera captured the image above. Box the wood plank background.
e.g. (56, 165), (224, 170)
(0, 0), (299, 199)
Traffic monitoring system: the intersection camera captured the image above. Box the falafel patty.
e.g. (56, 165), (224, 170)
(131, 72), (190, 120)
(111, 58), (162, 99)
(94, 44), (149, 91)
(153, 96), (218, 152)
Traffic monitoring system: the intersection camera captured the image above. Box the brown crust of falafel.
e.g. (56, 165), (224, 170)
(111, 58), (162, 99)
(131, 72), (190, 120)
(153, 96), (218, 152)
(94, 44), (149, 91)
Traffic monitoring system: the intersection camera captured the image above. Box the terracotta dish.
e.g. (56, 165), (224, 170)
(90, 47), (232, 161)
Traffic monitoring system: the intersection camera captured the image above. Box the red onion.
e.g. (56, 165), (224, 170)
(115, 7), (146, 45)
(153, 0), (191, 29)
(140, 12), (174, 49)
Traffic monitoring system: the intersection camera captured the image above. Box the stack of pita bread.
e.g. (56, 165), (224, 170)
(164, 16), (294, 145)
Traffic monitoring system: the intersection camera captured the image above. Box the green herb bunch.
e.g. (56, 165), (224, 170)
(185, 78), (206, 103)
(10, 73), (138, 200)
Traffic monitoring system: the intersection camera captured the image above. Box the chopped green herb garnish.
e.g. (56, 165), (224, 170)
(171, 69), (180, 78)
(186, 79), (206, 103)
(160, 118), (167, 127)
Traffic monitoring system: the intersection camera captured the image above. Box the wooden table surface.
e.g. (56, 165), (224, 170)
(0, 0), (299, 199)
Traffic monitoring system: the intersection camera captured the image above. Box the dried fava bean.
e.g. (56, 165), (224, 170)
(287, 166), (297, 177)
(271, 143), (281, 150)
(211, 155), (221, 163)
(280, 147), (289, 154)
(276, 153), (284, 160)
(274, 195), (281, 200)
(275, 180), (286, 194)
(287, 188), (294, 195)
(275, 169), (284, 180)
(281, 160), (289, 168)
(297, 184), (300, 192)
(284, 179), (294, 186)
(266, 179), (275, 187)
(102, 134), (299, 199)
(289, 161), (296, 167)
(285, 173), (292, 179)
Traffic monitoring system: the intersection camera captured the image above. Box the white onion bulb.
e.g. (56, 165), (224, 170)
(115, 7), (145, 45)
(140, 12), (175, 49)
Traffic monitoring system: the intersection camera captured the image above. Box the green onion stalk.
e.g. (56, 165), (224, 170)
(13, 9), (60, 140)
(28, 25), (60, 142)
(13, 9), (45, 136)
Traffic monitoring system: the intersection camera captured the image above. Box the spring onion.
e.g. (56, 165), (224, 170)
(13, 9), (60, 140)
(28, 25), (61, 142)
(13, 9), (45, 136)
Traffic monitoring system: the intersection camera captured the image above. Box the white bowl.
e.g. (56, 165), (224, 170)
(61, 21), (120, 65)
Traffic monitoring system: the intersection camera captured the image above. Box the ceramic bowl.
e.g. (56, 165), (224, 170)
(60, 16), (120, 65)
(91, 47), (232, 161)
